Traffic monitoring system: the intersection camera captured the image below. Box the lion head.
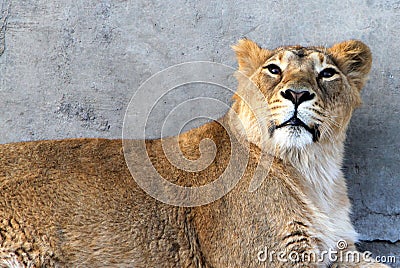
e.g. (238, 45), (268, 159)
(231, 39), (372, 152)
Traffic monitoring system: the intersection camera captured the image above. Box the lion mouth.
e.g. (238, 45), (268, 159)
(275, 116), (321, 142)
(277, 117), (305, 128)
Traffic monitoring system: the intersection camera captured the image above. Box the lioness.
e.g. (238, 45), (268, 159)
(0, 39), (389, 267)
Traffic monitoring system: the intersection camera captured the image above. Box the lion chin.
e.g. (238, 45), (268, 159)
(272, 125), (315, 149)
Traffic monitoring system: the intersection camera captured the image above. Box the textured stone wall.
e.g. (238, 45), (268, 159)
(0, 0), (399, 265)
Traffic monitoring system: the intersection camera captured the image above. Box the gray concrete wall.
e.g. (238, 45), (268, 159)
(0, 0), (399, 265)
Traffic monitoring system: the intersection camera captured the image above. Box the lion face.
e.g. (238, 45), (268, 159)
(232, 39), (372, 150)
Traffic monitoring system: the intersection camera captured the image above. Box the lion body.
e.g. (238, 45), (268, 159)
(0, 127), (354, 267)
(0, 40), (389, 267)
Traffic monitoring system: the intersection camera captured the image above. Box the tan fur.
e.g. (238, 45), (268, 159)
(0, 39), (389, 267)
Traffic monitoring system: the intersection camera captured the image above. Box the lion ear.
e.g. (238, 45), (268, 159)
(232, 39), (271, 76)
(328, 40), (372, 91)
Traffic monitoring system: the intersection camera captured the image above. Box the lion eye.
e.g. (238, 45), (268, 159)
(319, 68), (337, 79)
(263, 64), (282, 75)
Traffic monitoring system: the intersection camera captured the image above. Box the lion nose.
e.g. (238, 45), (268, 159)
(281, 89), (315, 106)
